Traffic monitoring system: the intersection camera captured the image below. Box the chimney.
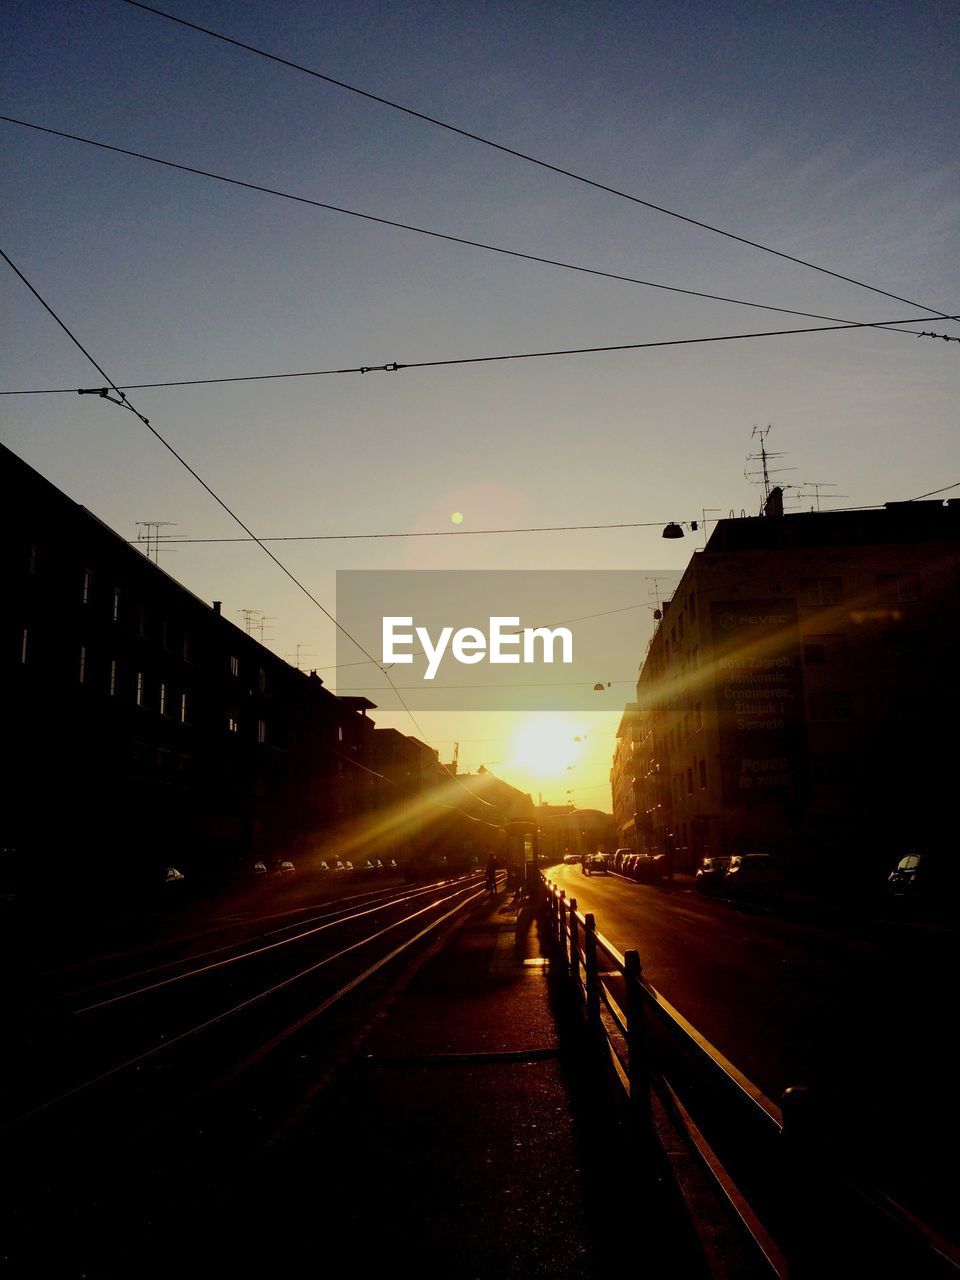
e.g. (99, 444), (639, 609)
(212, 600), (222, 615)
(764, 486), (784, 518)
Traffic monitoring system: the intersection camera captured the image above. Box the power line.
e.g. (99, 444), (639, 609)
(908, 481), (960, 500)
(0, 246), (484, 803)
(143, 520), (680, 544)
(0, 114), (936, 339)
(4, 313), (953, 399)
(117, 0), (957, 321)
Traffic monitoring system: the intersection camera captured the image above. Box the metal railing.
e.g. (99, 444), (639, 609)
(542, 874), (959, 1278)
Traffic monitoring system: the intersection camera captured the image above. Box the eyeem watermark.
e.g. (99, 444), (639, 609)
(383, 616), (573, 680)
(336, 570), (680, 711)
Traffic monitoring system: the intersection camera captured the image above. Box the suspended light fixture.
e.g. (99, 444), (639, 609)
(662, 522), (684, 539)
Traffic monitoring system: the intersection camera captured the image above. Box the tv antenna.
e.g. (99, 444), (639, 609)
(797, 481), (848, 512)
(744, 425), (795, 510)
(286, 644), (315, 671)
(136, 521), (176, 565)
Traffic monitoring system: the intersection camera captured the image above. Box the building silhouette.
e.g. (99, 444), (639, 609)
(612, 500), (959, 886)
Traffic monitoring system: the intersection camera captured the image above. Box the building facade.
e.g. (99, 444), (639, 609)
(620, 500), (959, 883)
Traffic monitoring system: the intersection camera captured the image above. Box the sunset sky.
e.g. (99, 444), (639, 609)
(3, 0), (957, 803)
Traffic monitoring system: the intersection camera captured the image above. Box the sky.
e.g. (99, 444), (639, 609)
(2, 0), (958, 803)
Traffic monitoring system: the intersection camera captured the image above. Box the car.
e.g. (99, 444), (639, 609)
(632, 854), (661, 882)
(357, 859), (377, 874)
(724, 853), (783, 899)
(275, 860), (296, 877)
(383, 858), (398, 873)
(695, 856), (734, 894)
(250, 861), (268, 879)
(613, 848), (634, 872)
(887, 852), (940, 898)
(329, 859), (346, 873)
(164, 865), (186, 885)
(342, 860), (355, 874)
(582, 853), (609, 876)
(317, 860), (331, 874)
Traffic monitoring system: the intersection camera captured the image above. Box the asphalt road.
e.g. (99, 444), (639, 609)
(549, 864), (958, 1236)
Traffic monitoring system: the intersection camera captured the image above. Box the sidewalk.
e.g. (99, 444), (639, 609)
(230, 887), (708, 1279)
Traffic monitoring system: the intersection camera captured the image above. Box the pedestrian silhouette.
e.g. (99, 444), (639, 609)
(485, 851), (497, 894)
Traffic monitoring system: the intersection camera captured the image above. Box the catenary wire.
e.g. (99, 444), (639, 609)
(117, 0), (957, 321)
(0, 245), (482, 801)
(0, 114), (935, 340)
(3, 313), (954, 398)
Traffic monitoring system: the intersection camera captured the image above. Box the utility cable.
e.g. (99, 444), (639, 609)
(0, 114), (936, 338)
(0, 245), (484, 801)
(3, 312), (954, 399)
(117, 0), (957, 321)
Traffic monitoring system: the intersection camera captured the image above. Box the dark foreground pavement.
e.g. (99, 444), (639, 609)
(202, 890), (710, 1280)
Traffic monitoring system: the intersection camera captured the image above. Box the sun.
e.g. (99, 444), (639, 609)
(504, 714), (582, 781)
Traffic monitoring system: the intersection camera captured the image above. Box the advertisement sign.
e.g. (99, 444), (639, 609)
(710, 600), (805, 805)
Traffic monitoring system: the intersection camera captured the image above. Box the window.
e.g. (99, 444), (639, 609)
(809, 691), (853, 722)
(227, 712), (239, 734)
(81, 568), (93, 604)
(877, 573), (921, 604)
(112, 588), (121, 623)
(337, 726), (344, 743)
(160, 682), (169, 716)
(179, 691), (190, 724)
(799, 577), (842, 607)
(881, 630), (922, 661)
(109, 659), (118, 696)
(257, 666), (267, 693)
(803, 633), (848, 664)
(79, 645), (87, 684)
(135, 672), (145, 707)
(257, 718), (267, 745)
(20, 626), (29, 664)
(229, 655), (239, 677)
(699, 759), (707, 789)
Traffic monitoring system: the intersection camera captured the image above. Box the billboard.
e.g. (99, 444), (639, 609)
(710, 600), (805, 806)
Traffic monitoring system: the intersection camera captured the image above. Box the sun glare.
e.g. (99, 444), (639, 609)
(504, 714), (582, 781)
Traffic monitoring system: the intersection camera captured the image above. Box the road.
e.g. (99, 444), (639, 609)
(548, 863), (958, 1236)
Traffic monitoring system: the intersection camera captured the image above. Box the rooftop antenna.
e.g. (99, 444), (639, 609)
(239, 607), (262, 636)
(744, 425), (796, 512)
(286, 644), (315, 671)
(136, 521), (176, 565)
(797, 481), (849, 512)
(645, 575), (670, 620)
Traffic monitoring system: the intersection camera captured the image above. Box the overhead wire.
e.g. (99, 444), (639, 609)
(0, 245), (488, 804)
(3, 312), (954, 399)
(0, 114), (938, 340)
(117, 0), (957, 321)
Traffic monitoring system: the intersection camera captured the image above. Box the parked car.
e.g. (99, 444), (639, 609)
(613, 848), (634, 872)
(383, 859), (398, 873)
(632, 854), (661, 882)
(329, 859), (346, 873)
(695, 856), (734, 894)
(164, 866), (186, 886)
(274, 860), (296, 877)
(250, 861), (268, 879)
(724, 853), (783, 899)
(887, 852), (935, 898)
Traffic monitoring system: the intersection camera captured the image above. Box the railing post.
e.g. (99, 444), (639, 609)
(557, 890), (568, 974)
(624, 950), (653, 1131)
(584, 913), (601, 1030)
(568, 898), (579, 987)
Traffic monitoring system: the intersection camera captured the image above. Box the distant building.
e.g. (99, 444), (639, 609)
(621, 500), (959, 881)
(610, 703), (640, 850)
(537, 804), (616, 863)
(3, 443), (377, 898)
